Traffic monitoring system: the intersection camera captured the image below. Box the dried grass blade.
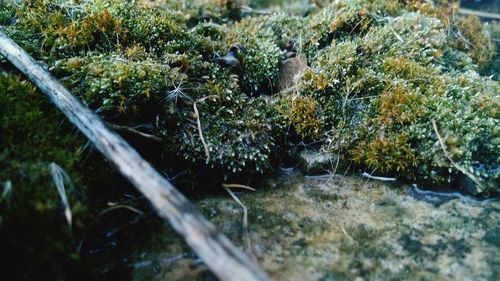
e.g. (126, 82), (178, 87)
(223, 185), (256, 261)
(49, 162), (73, 228)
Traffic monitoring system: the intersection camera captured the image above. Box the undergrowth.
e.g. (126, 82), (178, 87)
(1, 0), (498, 190)
(0, 0), (498, 279)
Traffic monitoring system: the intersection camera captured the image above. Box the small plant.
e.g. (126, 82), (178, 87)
(163, 82), (191, 106)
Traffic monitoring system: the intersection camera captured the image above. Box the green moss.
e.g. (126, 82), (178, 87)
(52, 54), (188, 119)
(224, 16), (284, 94)
(0, 0), (15, 26)
(293, 8), (498, 192)
(454, 15), (496, 68)
(2, 0), (498, 192)
(0, 73), (90, 280)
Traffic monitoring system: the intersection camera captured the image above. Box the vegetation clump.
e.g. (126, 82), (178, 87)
(3, 1), (497, 280)
(1, 0), (498, 193)
(0, 73), (91, 280)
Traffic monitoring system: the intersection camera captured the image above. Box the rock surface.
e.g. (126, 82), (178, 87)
(126, 173), (500, 281)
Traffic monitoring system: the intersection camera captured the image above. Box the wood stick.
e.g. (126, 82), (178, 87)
(0, 31), (271, 281)
(193, 95), (217, 162)
(458, 8), (500, 21)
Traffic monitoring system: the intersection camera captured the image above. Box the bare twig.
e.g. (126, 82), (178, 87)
(432, 120), (485, 193)
(2, 180), (12, 200)
(97, 204), (145, 218)
(106, 123), (162, 142)
(389, 19), (404, 43)
(49, 163), (73, 228)
(240, 5), (272, 15)
(458, 8), (500, 21)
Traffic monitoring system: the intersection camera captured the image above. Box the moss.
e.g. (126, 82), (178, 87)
(184, 0), (242, 23)
(2, 0), (498, 192)
(280, 94), (323, 140)
(0, 0), (15, 26)
(294, 8), (498, 191)
(11, 0), (124, 59)
(51, 54), (188, 120)
(0, 73), (91, 280)
(224, 16), (284, 95)
(482, 21), (500, 80)
(454, 15), (496, 69)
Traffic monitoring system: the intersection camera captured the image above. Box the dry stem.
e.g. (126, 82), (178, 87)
(223, 184), (257, 262)
(432, 119), (485, 193)
(194, 96), (217, 162)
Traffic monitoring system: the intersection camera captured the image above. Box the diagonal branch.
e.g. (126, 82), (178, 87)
(0, 31), (271, 281)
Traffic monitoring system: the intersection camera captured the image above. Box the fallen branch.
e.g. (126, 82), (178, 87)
(431, 120), (485, 193)
(0, 31), (271, 281)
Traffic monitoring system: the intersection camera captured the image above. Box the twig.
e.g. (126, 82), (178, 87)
(2, 180), (12, 200)
(389, 18), (404, 43)
(338, 224), (356, 243)
(361, 172), (396, 182)
(432, 120), (485, 193)
(223, 184), (256, 262)
(241, 5), (272, 15)
(97, 204), (145, 218)
(331, 147), (341, 175)
(193, 95), (217, 162)
(107, 122), (162, 142)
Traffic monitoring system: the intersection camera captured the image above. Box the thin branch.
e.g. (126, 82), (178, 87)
(107, 122), (162, 142)
(223, 183), (257, 192)
(458, 8), (500, 20)
(97, 204), (145, 218)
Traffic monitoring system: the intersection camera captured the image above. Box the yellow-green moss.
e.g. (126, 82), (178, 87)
(281, 94), (323, 140)
(1, 0), (498, 191)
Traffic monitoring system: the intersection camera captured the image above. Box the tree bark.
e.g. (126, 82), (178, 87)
(0, 31), (271, 281)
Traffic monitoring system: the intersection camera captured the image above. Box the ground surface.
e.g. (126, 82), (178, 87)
(124, 173), (499, 281)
